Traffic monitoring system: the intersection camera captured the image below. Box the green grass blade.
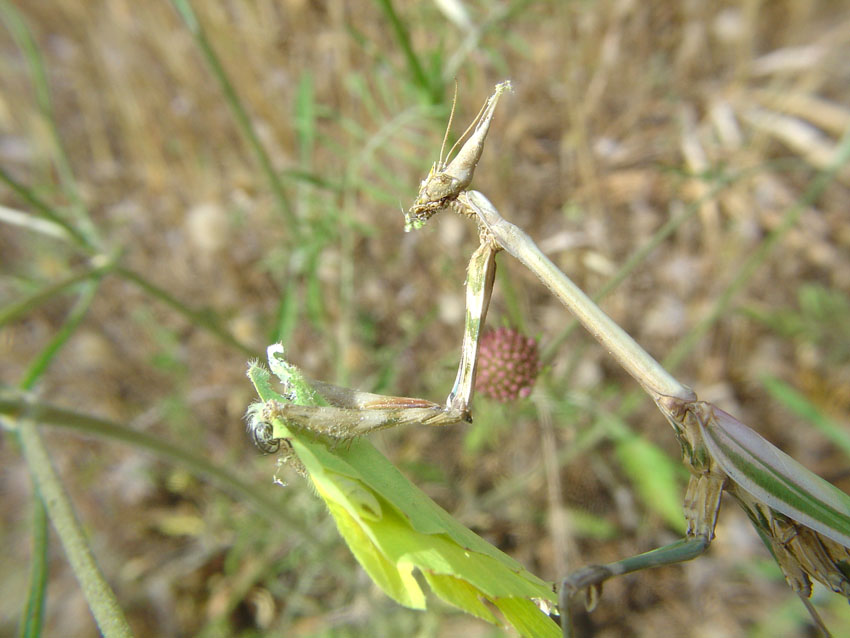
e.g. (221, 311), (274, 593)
(372, 0), (440, 102)
(760, 375), (850, 461)
(0, 1), (101, 248)
(294, 73), (316, 171)
(18, 497), (48, 638)
(113, 265), (258, 357)
(0, 170), (90, 248)
(11, 272), (118, 636)
(169, 0), (296, 230)
(16, 417), (134, 638)
(19, 278), (101, 389)
(0, 394), (307, 533)
(0, 261), (111, 329)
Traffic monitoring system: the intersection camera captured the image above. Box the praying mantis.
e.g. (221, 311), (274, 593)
(251, 82), (850, 636)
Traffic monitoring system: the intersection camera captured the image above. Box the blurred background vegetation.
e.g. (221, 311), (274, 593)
(2, 1), (850, 636)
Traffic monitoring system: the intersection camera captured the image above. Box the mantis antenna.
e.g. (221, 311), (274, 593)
(437, 80), (459, 169)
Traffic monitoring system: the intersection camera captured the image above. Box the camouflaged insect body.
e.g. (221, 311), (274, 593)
(406, 82), (512, 230)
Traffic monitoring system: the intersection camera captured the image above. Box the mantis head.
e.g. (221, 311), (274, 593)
(405, 81), (512, 232)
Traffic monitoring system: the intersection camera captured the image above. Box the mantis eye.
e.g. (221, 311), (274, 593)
(245, 403), (281, 454)
(250, 419), (281, 454)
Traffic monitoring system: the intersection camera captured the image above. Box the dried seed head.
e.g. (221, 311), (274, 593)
(475, 327), (541, 402)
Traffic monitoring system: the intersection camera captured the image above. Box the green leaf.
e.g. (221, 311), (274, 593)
(246, 346), (559, 637)
(760, 375), (850, 461)
(325, 497), (425, 608)
(567, 508), (619, 540)
(615, 435), (686, 533)
(20, 497), (48, 638)
(423, 572), (498, 623)
(494, 597), (561, 638)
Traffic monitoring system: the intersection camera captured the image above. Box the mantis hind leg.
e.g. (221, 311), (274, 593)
(559, 473), (724, 638)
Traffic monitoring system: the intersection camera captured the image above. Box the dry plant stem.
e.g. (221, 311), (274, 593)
(16, 419), (134, 638)
(460, 190), (694, 403)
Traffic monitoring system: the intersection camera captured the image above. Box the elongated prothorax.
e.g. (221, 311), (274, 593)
(462, 189), (696, 403)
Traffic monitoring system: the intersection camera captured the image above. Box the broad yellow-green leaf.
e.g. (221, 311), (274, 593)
(323, 495), (425, 609)
(422, 572), (498, 623)
(495, 596), (560, 638)
(246, 346), (559, 637)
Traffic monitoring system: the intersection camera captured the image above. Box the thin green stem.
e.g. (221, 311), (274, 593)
(372, 0), (438, 102)
(1, 256), (256, 360)
(0, 395), (308, 533)
(13, 272), (105, 638)
(20, 278), (102, 389)
(0, 259), (112, 329)
(0, 1), (101, 248)
(169, 0), (296, 231)
(665, 130), (850, 371)
(18, 496), (47, 638)
(113, 265), (259, 358)
(0, 167), (93, 250)
(16, 417), (134, 638)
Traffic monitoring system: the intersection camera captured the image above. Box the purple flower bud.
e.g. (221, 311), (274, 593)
(475, 327), (541, 402)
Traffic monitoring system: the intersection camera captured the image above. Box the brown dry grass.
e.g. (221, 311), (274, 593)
(2, 1), (850, 637)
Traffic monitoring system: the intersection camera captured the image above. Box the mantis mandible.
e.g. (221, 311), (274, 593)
(251, 83), (850, 636)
